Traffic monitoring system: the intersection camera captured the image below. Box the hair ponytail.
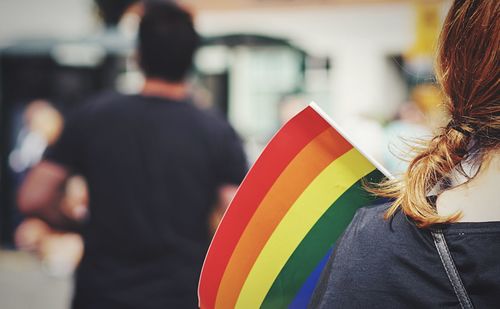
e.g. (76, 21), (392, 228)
(374, 0), (500, 227)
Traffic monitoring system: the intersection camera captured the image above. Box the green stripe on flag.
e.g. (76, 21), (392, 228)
(260, 169), (385, 309)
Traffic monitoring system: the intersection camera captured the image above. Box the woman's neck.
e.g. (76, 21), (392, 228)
(437, 151), (500, 222)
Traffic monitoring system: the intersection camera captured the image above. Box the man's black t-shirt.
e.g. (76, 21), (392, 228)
(44, 93), (248, 309)
(310, 204), (500, 308)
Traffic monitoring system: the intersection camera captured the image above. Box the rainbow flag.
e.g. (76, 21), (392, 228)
(198, 104), (390, 309)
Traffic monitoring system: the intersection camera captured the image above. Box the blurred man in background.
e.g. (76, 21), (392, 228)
(18, 2), (247, 308)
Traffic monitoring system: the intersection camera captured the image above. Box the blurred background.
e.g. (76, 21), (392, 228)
(0, 0), (449, 308)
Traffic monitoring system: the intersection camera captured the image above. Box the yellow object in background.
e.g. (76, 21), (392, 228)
(406, 1), (442, 59)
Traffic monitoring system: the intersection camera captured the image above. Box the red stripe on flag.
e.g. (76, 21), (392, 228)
(198, 107), (329, 309)
(215, 127), (352, 308)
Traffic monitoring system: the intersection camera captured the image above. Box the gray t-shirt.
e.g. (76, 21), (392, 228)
(309, 204), (500, 308)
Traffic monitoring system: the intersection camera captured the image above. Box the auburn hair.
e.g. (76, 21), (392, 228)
(374, 0), (500, 227)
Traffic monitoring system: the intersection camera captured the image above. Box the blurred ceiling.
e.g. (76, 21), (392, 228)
(183, 0), (446, 10)
(93, 0), (446, 26)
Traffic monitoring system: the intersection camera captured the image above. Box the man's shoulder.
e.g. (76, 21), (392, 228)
(188, 106), (238, 136)
(79, 91), (128, 113)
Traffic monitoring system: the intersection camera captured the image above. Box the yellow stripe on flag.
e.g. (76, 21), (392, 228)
(235, 148), (375, 308)
(215, 128), (351, 309)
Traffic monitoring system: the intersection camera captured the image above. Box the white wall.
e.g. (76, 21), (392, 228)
(196, 3), (417, 158)
(197, 4), (414, 55)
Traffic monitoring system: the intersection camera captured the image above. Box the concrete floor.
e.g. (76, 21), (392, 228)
(0, 250), (72, 309)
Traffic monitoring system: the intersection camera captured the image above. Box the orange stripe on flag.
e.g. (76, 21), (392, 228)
(215, 128), (352, 308)
(198, 107), (329, 309)
(235, 148), (375, 308)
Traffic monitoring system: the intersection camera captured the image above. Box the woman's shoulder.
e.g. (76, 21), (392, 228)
(309, 205), (447, 308)
(348, 203), (421, 241)
(321, 204), (425, 275)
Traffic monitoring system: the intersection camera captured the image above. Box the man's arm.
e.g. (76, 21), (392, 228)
(208, 118), (248, 234)
(209, 184), (239, 235)
(18, 161), (82, 232)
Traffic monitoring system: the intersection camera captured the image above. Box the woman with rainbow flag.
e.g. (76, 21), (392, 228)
(310, 1), (499, 308)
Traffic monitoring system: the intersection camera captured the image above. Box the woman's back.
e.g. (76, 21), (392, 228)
(309, 205), (500, 308)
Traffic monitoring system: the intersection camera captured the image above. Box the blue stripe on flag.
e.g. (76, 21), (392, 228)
(288, 245), (335, 309)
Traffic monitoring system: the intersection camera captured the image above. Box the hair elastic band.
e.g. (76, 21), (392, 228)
(449, 121), (473, 137)
(451, 126), (471, 136)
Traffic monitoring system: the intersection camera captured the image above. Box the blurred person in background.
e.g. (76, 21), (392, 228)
(382, 84), (444, 175)
(18, 1), (247, 308)
(9, 100), (64, 177)
(10, 100), (85, 277)
(15, 175), (87, 277)
(311, 1), (499, 307)
(277, 95), (309, 127)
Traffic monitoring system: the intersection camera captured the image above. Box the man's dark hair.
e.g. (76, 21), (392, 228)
(138, 1), (200, 82)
